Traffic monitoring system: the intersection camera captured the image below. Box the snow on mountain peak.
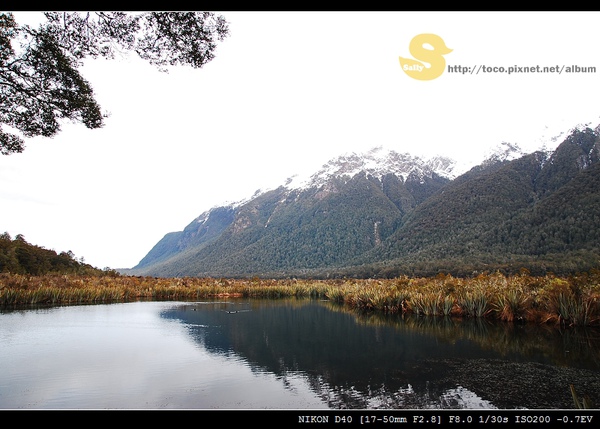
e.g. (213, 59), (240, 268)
(482, 141), (526, 165)
(284, 146), (459, 190)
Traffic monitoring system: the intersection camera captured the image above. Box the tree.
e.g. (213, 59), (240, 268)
(0, 11), (229, 155)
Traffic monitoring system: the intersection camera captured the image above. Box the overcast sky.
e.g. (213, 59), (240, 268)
(2, 11), (600, 270)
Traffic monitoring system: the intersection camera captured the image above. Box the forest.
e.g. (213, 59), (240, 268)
(0, 232), (117, 276)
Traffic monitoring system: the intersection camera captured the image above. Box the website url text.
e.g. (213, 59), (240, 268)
(447, 65), (596, 75)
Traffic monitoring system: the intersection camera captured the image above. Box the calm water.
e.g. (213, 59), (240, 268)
(1, 299), (599, 409)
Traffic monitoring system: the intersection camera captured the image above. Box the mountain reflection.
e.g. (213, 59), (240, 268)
(161, 299), (600, 409)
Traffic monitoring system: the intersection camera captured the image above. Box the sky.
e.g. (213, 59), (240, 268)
(2, 11), (600, 270)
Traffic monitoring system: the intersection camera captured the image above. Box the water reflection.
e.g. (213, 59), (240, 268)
(163, 299), (600, 409)
(1, 300), (599, 409)
(0, 302), (329, 409)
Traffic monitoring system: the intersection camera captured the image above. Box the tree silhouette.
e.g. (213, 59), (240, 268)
(0, 12), (229, 154)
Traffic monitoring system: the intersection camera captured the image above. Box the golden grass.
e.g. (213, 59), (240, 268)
(1, 271), (599, 327)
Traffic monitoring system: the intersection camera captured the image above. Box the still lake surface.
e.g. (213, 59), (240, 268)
(1, 299), (599, 409)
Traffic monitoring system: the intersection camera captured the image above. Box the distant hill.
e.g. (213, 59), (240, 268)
(126, 126), (600, 278)
(0, 232), (113, 276)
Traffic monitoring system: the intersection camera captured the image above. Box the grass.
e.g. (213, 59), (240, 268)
(571, 384), (595, 409)
(1, 271), (599, 327)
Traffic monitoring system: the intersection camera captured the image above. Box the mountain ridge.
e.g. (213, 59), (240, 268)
(126, 125), (600, 278)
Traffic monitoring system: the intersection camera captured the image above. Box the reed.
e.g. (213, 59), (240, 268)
(492, 287), (530, 322)
(441, 294), (455, 316)
(410, 292), (441, 316)
(571, 384), (595, 409)
(538, 277), (600, 326)
(1, 272), (599, 327)
(555, 292), (594, 327)
(457, 290), (492, 318)
(388, 289), (411, 313)
(325, 285), (347, 304)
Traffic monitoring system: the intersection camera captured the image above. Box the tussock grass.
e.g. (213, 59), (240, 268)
(1, 271), (599, 327)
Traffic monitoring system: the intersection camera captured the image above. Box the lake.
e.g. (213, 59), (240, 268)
(1, 299), (599, 410)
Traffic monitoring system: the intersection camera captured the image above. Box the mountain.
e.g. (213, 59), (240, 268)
(127, 126), (600, 278)
(481, 141), (526, 166)
(130, 146), (453, 277)
(284, 146), (457, 188)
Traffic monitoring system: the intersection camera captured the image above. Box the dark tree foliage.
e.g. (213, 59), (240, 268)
(0, 231), (114, 275)
(0, 11), (229, 154)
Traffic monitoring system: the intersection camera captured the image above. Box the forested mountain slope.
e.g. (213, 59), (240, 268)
(128, 127), (600, 278)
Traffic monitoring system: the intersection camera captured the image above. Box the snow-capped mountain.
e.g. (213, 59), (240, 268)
(285, 146), (457, 190)
(482, 141), (527, 166)
(128, 125), (600, 278)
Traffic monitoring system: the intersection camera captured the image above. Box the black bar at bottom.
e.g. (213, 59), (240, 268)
(3, 409), (600, 426)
